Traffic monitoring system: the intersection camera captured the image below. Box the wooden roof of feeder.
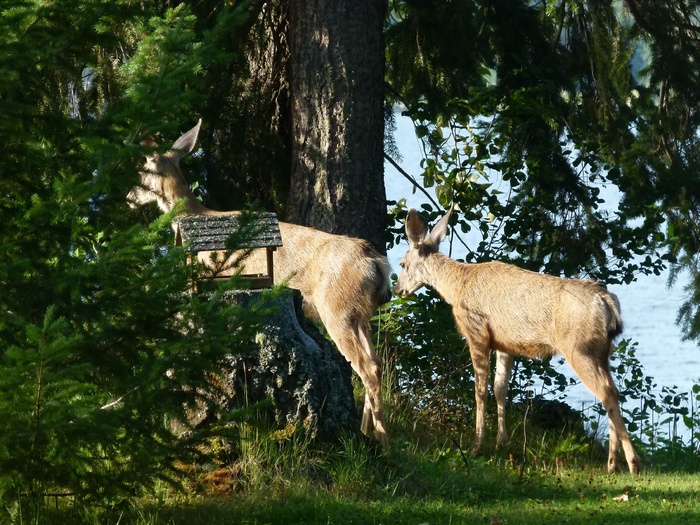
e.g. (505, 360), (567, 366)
(176, 213), (282, 251)
(176, 213), (282, 290)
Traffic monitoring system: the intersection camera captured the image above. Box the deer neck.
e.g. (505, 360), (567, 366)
(160, 173), (211, 215)
(179, 195), (211, 215)
(423, 251), (470, 306)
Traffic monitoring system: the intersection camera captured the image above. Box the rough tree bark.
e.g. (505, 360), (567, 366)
(201, 1), (388, 252)
(197, 0), (292, 213)
(286, 0), (388, 254)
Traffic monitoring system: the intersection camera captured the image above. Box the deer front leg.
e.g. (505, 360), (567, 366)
(455, 314), (492, 455)
(494, 351), (514, 448)
(468, 342), (491, 455)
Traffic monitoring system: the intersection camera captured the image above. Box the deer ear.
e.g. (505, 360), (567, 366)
(169, 119), (202, 161)
(426, 203), (454, 248)
(405, 208), (429, 246)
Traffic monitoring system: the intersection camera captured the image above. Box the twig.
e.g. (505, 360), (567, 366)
(384, 152), (439, 208)
(520, 397), (531, 480)
(451, 437), (471, 474)
(100, 386), (140, 410)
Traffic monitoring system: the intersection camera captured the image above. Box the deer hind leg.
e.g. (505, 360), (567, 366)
(494, 351), (514, 448)
(361, 392), (374, 435)
(358, 324), (383, 437)
(567, 351), (642, 475)
(327, 323), (387, 449)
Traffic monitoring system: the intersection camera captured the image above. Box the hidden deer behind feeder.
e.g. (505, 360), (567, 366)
(128, 120), (392, 449)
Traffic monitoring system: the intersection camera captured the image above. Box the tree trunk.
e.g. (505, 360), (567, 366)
(199, 0), (292, 214)
(287, 0), (388, 254)
(199, 1), (388, 254)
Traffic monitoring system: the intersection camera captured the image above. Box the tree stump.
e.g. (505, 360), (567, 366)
(183, 289), (359, 441)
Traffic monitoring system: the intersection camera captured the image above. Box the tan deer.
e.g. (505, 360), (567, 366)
(394, 206), (642, 474)
(128, 120), (392, 448)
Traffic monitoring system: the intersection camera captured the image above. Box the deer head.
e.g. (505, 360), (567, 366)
(127, 119), (202, 213)
(395, 205), (453, 298)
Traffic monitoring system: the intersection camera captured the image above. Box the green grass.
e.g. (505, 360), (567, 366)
(14, 380), (700, 525)
(143, 470), (699, 525)
(34, 433), (700, 525)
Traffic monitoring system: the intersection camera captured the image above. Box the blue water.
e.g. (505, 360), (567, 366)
(384, 110), (699, 433)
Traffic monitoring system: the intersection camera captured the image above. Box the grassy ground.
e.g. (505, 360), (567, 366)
(138, 466), (700, 525)
(40, 431), (700, 525)
(24, 381), (700, 525)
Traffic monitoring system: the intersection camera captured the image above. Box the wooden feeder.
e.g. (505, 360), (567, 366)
(176, 213), (283, 290)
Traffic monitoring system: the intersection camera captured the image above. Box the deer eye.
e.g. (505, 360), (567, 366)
(399, 262), (405, 269)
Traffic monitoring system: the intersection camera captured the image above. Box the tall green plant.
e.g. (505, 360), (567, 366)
(0, 0), (259, 515)
(382, 289), (473, 430)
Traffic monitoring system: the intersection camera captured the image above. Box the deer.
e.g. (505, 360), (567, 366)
(394, 205), (642, 474)
(127, 120), (392, 448)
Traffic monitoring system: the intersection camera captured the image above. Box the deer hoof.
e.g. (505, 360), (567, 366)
(629, 457), (642, 475)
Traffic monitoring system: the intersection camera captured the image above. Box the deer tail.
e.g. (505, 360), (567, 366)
(374, 257), (393, 306)
(601, 291), (624, 343)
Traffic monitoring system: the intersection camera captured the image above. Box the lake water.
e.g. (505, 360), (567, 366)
(384, 110), (699, 422)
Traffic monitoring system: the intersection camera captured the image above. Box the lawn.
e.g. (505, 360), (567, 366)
(46, 439), (700, 525)
(139, 466), (700, 525)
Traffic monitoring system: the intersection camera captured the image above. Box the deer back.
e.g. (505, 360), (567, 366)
(130, 120), (391, 325)
(442, 258), (621, 360)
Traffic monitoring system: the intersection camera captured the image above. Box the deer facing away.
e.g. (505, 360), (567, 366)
(128, 120), (392, 448)
(394, 206), (642, 474)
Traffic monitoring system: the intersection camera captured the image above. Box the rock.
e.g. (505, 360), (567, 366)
(528, 396), (587, 436)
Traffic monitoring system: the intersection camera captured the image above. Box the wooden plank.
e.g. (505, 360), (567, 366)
(197, 274), (273, 292)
